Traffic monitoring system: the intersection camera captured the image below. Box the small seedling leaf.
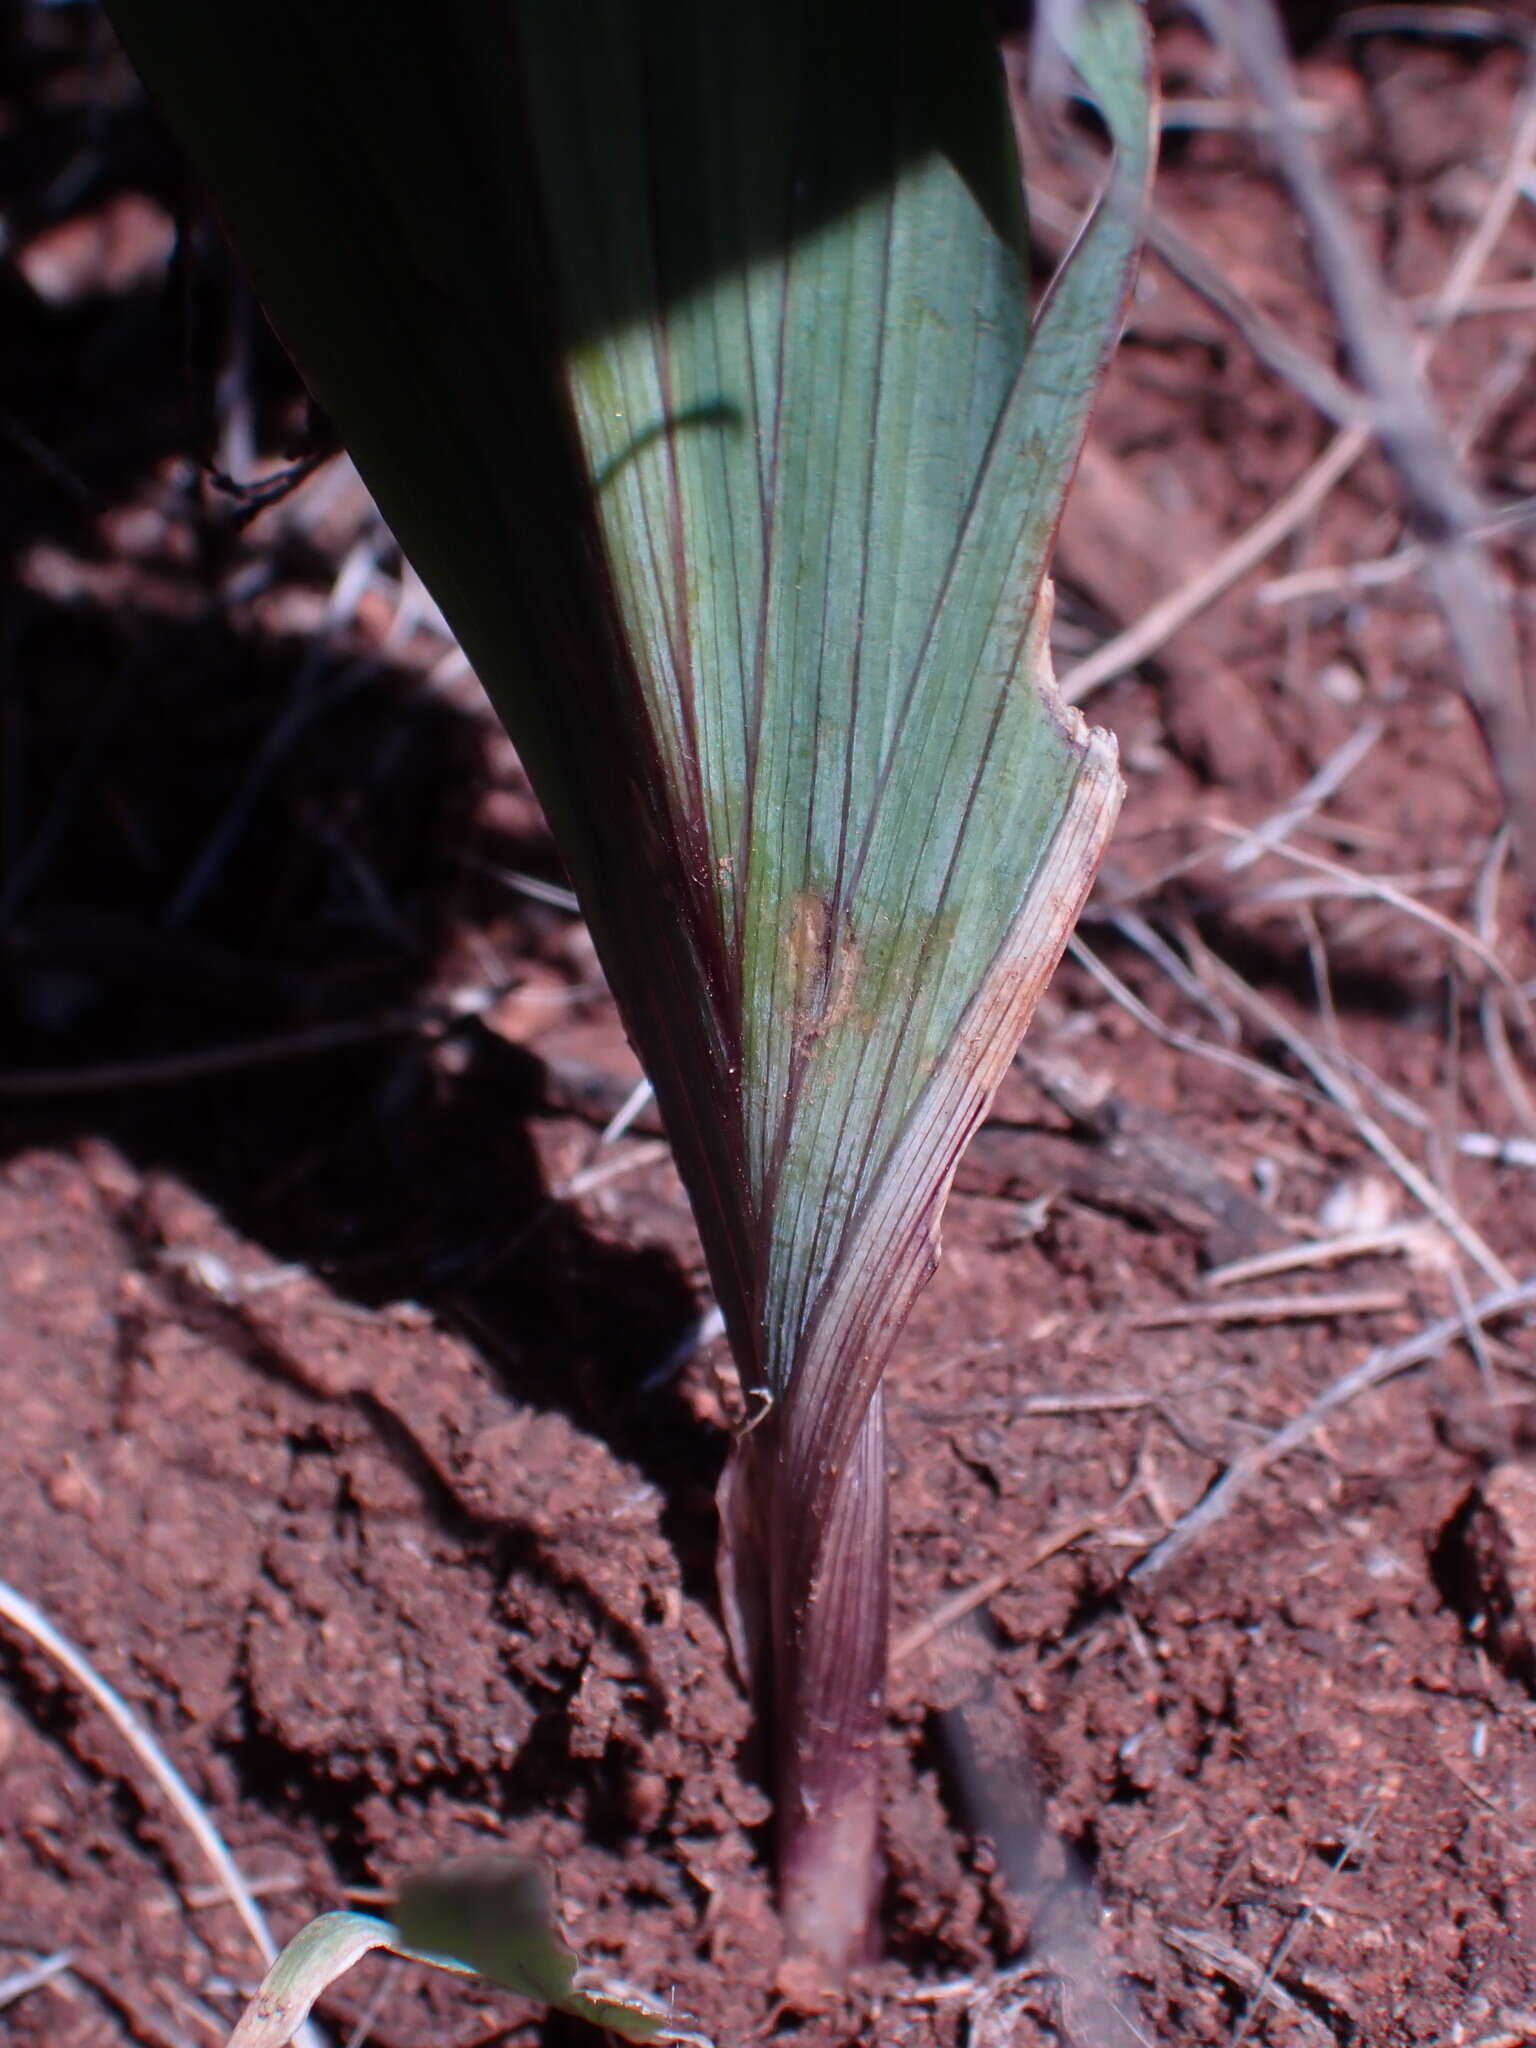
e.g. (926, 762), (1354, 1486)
(221, 1861), (710, 2048)
(395, 1854), (711, 2044)
(224, 1912), (401, 2048)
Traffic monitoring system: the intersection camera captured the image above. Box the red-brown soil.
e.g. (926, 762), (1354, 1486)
(3, 7), (1535, 2046)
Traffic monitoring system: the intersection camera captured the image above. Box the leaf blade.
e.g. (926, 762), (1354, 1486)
(221, 1862), (712, 2048)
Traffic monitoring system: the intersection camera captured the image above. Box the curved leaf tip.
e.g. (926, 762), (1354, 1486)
(222, 1858), (712, 2048)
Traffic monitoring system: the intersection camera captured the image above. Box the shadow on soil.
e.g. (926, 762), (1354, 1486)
(2, 4), (711, 1475)
(0, 570), (716, 1495)
(1, 13), (740, 1954)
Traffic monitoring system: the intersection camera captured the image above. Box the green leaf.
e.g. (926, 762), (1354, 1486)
(395, 1855), (711, 2044)
(100, 0), (1149, 1413)
(224, 1912), (406, 2048)
(501, 0), (1151, 1435)
(103, 0), (1152, 1971)
(222, 1860), (710, 2048)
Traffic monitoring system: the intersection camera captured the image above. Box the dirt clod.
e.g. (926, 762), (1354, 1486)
(1439, 1463), (1536, 1692)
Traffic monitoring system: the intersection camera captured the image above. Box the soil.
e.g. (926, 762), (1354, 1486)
(3, 6), (1536, 2046)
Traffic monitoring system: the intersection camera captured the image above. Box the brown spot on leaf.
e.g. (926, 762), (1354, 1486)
(787, 890), (863, 1044)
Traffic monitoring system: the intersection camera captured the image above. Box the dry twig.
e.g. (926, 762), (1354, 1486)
(1061, 26), (1536, 713)
(1212, 824), (1532, 1009)
(1128, 1275), (1536, 1587)
(1205, 1227), (1430, 1289)
(1231, 1803), (1379, 2047)
(1257, 496), (1536, 607)
(1190, 940), (1516, 1287)
(1219, 720), (1382, 874)
(1163, 1927), (1334, 2046)
(1185, 0), (1536, 875)
(1473, 830), (1536, 1134)
(1131, 1287), (1405, 1326)
(0, 1952), (74, 2015)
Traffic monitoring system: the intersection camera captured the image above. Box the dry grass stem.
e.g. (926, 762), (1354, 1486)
(1206, 1226), (1435, 1288)
(1236, 867), (1473, 909)
(1449, 1256), (1507, 1432)
(1219, 720), (1382, 874)
(1192, 944), (1516, 1287)
(599, 1075), (658, 1146)
(1230, 1804), (1379, 2048)
(1195, 0), (1536, 873)
(891, 1569), (1015, 1665)
(1096, 727), (1387, 912)
(892, 1498), (1132, 1665)
(1067, 935), (1313, 1101)
(1256, 495), (1536, 606)
(907, 1388), (1179, 1423)
(1061, 421), (1370, 704)
(0, 1579), (324, 2048)
(0, 993), (507, 1099)
(473, 865), (581, 915)
(558, 1139), (671, 1201)
(1163, 1928), (1334, 2045)
(1131, 1287), (1406, 1326)
(1021, 170), (1361, 428)
(1128, 1275), (1536, 1587)
(0, 1952), (74, 2014)
(1212, 825), (1533, 1008)
(182, 1876), (306, 1912)
(1413, 280), (1536, 321)
(1136, 205), (1366, 429)
(1103, 906), (1242, 1041)
(62, 1955), (197, 2048)
(1083, 764), (1531, 1296)
(1474, 831), (1536, 1133)
(1460, 1132), (1536, 1168)
(1008, 1389), (1162, 1414)
(1196, 0), (1481, 520)
(1061, 18), (1536, 706)
(1341, 6), (1536, 64)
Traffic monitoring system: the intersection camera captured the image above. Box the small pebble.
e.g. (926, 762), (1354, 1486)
(1318, 659), (1364, 706)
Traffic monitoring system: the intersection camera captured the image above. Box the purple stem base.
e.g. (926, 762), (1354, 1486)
(769, 1388), (890, 1976)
